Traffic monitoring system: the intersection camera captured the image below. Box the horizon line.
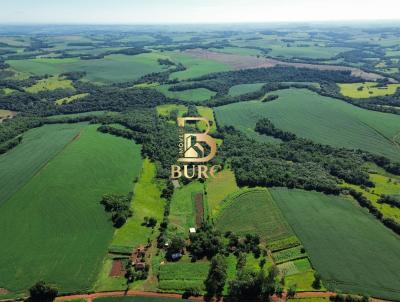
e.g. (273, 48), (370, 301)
(1, 19), (400, 26)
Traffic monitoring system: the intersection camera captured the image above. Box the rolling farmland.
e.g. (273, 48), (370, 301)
(0, 125), (142, 293)
(215, 189), (294, 242)
(270, 188), (400, 300)
(169, 181), (203, 235)
(339, 82), (400, 98)
(215, 88), (400, 162)
(0, 123), (86, 204)
(110, 160), (165, 251)
(7, 53), (170, 83)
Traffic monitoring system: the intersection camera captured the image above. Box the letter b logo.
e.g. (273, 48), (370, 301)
(177, 117), (217, 163)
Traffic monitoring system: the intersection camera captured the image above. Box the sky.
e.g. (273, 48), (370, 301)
(1, 0), (400, 24)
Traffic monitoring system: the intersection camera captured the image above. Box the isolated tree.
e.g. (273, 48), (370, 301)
(204, 254), (228, 299)
(312, 272), (322, 289)
(287, 284), (297, 298)
(29, 281), (58, 302)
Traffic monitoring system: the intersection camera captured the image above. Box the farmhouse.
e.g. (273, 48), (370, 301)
(131, 245), (147, 270)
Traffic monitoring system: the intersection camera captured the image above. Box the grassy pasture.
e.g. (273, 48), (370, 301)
(270, 188), (400, 300)
(110, 159), (165, 251)
(206, 169), (238, 217)
(0, 88), (15, 95)
(0, 109), (14, 121)
(56, 93), (89, 105)
(228, 83), (265, 96)
(214, 88), (400, 162)
(0, 123), (86, 204)
(169, 181), (203, 235)
(196, 106), (217, 133)
(285, 271), (320, 292)
(8, 53), (170, 83)
(215, 189), (293, 242)
(168, 51), (232, 80)
(339, 82), (400, 98)
(156, 104), (187, 118)
(341, 172), (400, 224)
(24, 76), (74, 93)
(156, 85), (216, 102)
(93, 258), (126, 292)
(0, 125), (142, 294)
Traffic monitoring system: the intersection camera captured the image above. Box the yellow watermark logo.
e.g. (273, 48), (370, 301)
(171, 117), (220, 179)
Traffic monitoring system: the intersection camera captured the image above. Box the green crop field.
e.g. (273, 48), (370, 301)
(277, 258), (312, 276)
(0, 123), (86, 204)
(215, 88), (400, 162)
(339, 82), (400, 98)
(228, 83), (265, 96)
(169, 181), (203, 235)
(158, 260), (209, 292)
(0, 125), (142, 294)
(156, 85), (216, 102)
(168, 52), (232, 80)
(215, 189), (293, 242)
(270, 187), (400, 300)
(206, 169), (238, 217)
(272, 245), (307, 263)
(268, 45), (351, 59)
(110, 159), (165, 251)
(7, 53), (170, 83)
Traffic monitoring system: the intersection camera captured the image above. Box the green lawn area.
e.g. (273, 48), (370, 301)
(0, 123), (86, 204)
(215, 88), (400, 162)
(270, 187), (400, 300)
(169, 181), (204, 236)
(7, 53), (170, 83)
(206, 169), (238, 217)
(215, 189), (294, 242)
(156, 85), (216, 102)
(110, 159), (164, 251)
(0, 125), (142, 294)
(339, 82), (400, 98)
(168, 51), (232, 80)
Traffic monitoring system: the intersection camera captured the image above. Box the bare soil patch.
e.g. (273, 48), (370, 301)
(109, 259), (125, 277)
(193, 192), (204, 227)
(0, 288), (9, 294)
(185, 49), (392, 82)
